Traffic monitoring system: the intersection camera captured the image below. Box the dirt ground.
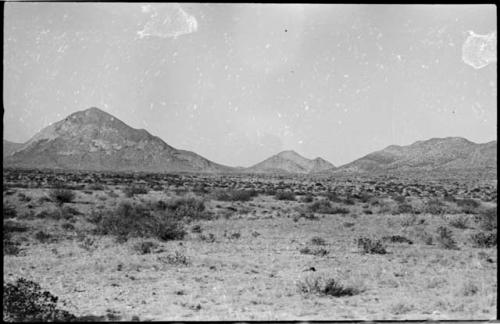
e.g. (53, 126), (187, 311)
(3, 171), (497, 321)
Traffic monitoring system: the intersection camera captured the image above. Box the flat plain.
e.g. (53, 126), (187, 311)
(3, 168), (497, 321)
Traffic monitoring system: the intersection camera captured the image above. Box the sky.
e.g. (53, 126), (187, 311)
(3, 3), (497, 167)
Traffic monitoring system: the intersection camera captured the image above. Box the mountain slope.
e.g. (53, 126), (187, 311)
(246, 150), (335, 174)
(3, 140), (23, 157)
(4, 107), (233, 173)
(337, 137), (497, 173)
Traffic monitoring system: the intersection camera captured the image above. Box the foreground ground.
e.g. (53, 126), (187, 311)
(3, 168), (497, 320)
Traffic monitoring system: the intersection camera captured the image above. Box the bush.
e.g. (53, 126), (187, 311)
(94, 202), (186, 241)
(436, 226), (459, 250)
(308, 200), (349, 214)
(3, 204), (17, 219)
(324, 191), (342, 203)
(382, 235), (413, 244)
(300, 246), (329, 256)
(424, 199), (445, 215)
(35, 231), (54, 243)
(297, 274), (359, 297)
(164, 197), (210, 221)
(3, 278), (76, 322)
(212, 189), (258, 202)
(4, 239), (22, 256)
(157, 251), (190, 266)
(133, 240), (160, 254)
(301, 195), (314, 203)
(310, 236), (326, 245)
(448, 215), (469, 229)
(456, 198), (480, 214)
(394, 203), (413, 215)
(477, 207), (497, 231)
(357, 237), (387, 254)
(470, 232), (497, 248)
(275, 191), (296, 201)
(48, 189), (75, 205)
(123, 185), (149, 198)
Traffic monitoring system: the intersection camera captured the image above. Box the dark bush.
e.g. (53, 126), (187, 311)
(274, 191), (296, 201)
(436, 226), (459, 250)
(308, 200), (349, 214)
(3, 278), (76, 322)
(35, 231), (54, 243)
(300, 246), (329, 256)
(3, 204), (17, 219)
(448, 215), (469, 229)
(133, 240), (160, 254)
(297, 275), (359, 297)
(456, 198), (480, 214)
(4, 239), (22, 256)
(4, 220), (29, 236)
(123, 185), (149, 198)
(425, 199), (445, 215)
(94, 202), (186, 241)
(477, 207), (497, 231)
(324, 191), (342, 203)
(382, 235), (413, 244)
(357, 237), (387, 254)
(212, 189), (258, 202)
(394, 203), (413, 215)
(48, 189), (75, 205)
(301, 194), (314, 203)
(470, 232), (497, 248)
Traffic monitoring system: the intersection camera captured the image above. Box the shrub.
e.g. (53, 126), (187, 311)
(324, 191), (342, 203)
(357, 237), (387, 254)
(275, 191), (296, 201)
(212, 189), (258, 202)
(470, 232), (497, 248)
(310, 236), (326, 246)
(191, 225), (202, 233)
(424, 199), (445, 215)
(164, 197), (210, 221)
(48, 189), (75, 205)
(382, 235), (413, 244)
(123, 185), (149, 198)
(3, 204), (17, 219)
(4, 220), (29, 236)
(297, 274), (359, 297)
(448, 215), (469, 229)
(394, 203), (413, 215)
(86, 183), (105, 191)
(456, 198), (480, 214)
(199, 233), (216, 243)
(4, 239), (22, 256)
(301, 195), (314, 203)
(157, 251), (190, 266)
(436, 226), (459, 250)
(35, 231), (54, 243)
(133, 240), (160, 254)
(477, 207), (497, 231)
(300, 246), (329, 256)
(3, 278), (76, 322)
(308, 200), (349, 214)
(94, 202), (186, 241)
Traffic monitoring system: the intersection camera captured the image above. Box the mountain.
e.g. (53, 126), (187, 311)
(336, 137), (497, 174)
(3, 140), (23, 157)
(3, 107), (233, 173)
(245, 150), (335, 174)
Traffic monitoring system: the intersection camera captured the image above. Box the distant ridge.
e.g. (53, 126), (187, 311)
(3, 107), (233, 173)
(3, 140), (23, 157)
(335, 137), (497, 174)
(245, 150), (336, 174)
